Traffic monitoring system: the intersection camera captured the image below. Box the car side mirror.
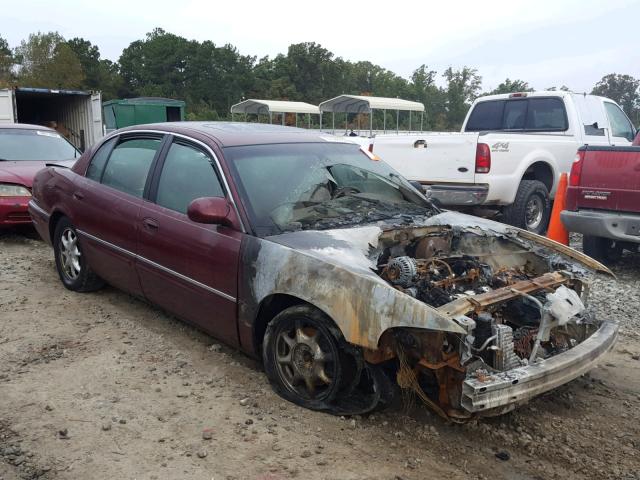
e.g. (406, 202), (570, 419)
(187, 197), (233, 226)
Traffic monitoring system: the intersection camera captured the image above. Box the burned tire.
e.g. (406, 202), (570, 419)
(583, 235), (623, 264)
(263, 305), (347, 411)
(503, 180), (551, 234)
(53, 217), (105, 292)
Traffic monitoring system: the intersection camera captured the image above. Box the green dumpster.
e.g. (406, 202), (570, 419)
(103, 97), (186, 132)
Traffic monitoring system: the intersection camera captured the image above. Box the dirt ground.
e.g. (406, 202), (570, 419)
(1, 228), (639, 480)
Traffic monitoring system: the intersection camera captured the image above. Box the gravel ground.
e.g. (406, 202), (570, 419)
(1, 228), (639, 480)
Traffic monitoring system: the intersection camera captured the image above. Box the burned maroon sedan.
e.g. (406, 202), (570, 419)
(29, 122), (617, 419)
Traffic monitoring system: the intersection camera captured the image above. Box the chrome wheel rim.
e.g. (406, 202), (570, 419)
(59, 228), (81, 281)
(525, 196), (544, 231)
(274, 321), (337, 400)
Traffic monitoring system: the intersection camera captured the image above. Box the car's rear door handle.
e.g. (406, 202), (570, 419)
(142, 218), (159, 231)
(72, 191), (84, 201)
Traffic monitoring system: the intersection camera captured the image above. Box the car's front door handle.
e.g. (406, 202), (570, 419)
(142, 218), (159, 231)
(72, 191), (84, 201)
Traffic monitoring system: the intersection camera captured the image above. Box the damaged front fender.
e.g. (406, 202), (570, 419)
(247, 234), (466, 350)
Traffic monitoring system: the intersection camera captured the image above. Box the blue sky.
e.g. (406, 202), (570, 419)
(2, 0), (638, 92)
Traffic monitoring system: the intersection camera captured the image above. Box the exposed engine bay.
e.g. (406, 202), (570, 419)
(369, 225), (605, 419)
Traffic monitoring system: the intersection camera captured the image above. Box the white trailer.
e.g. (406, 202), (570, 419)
(0, 87), (103, 150)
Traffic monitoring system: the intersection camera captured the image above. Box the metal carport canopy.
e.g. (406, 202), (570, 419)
(230, 99), (320, 115)
(319, 95), (425, 113)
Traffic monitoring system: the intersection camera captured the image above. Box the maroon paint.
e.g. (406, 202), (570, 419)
(136, 199), (242, 346)
(566, 144), (640, 214)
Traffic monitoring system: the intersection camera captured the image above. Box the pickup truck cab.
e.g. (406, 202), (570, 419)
(369, 91), (636, 233)
(561, 133), (640, 263)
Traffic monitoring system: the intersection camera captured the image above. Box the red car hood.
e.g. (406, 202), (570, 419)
(0, 160), (76, 188)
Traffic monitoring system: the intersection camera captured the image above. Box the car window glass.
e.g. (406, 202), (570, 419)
(525, 98), (567, 130)
(604, 102), (634, 141)
(0, 129), (80, 161)
(156, 142), (224, 214)
(503, 100), (527, 129)
(101, 138), (161, 197)
(465, 101), (505, 131)
(86, 137), (116, 181)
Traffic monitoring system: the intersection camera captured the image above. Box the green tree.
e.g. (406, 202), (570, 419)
(119, 29), (256, 118)
(66, 37), (123, 98)
(545, 85), (571, 92)
(0, 36), (14, 86)
(443, 67), (482, 129)
(15, 32), (84, 88)
(488, 78), (533, 95)
(409, 65), (446, 129)
(592, 73), (640, 119)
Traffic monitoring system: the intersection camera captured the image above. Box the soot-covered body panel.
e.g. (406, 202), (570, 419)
(243, 210), (616, 418)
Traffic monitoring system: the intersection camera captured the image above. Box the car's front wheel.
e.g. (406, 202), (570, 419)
(53, 217), (105, 292)
(263, 305), (346, 410)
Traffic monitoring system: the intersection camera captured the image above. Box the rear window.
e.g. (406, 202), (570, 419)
(465, 97), (568, 132)
(0, 129), (80, 161)
(465, 101), (505, 131)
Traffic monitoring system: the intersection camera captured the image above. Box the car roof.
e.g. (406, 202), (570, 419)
(116, 121), (357, 147)
(0, 123), (57, 131)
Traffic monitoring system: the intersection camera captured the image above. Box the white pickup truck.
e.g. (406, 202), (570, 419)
(368, 91), (636, 233)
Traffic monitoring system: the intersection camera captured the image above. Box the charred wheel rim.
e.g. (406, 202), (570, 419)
(274, 320), (338, 401)
(59, 228), (81, 281)
(525, 195), (544, 231)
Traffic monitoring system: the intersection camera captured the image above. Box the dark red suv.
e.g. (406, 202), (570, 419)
(29, 122), (617, 418)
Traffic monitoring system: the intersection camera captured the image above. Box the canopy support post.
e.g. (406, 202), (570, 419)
(383, 109), (386, 133)
(421, 111), (424, 132)
(409, 111), (412, 133)
(369, 109), (373, 137)
(396, 109), (399, 134)
(332, 112), (335, 133)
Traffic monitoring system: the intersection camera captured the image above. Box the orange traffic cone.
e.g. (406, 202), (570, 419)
(547, 172), (569, 245)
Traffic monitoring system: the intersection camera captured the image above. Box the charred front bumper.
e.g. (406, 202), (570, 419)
(461, 319), (618, 415)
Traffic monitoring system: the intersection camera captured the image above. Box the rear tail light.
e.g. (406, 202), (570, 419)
(475, 143), (491, 173)
(569, 151), (585, 186)
(368, 142), (374, 153)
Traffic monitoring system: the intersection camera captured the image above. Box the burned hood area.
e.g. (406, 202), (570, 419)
(244, 210), (617, 420)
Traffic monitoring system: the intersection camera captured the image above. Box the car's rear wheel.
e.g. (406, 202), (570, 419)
(583, 235), (623, 264)
(503, 180), (551, 234)
(263, 305), (345, 410)
(53, 217), (105, 292)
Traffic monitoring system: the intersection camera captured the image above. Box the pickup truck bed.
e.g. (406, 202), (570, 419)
(561, 142), (640, 263)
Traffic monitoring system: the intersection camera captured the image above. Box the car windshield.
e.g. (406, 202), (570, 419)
(0, 129), (79, 161)
(224, 142), (436, 236)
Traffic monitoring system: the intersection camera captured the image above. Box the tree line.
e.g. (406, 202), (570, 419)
(1, 29), (639, 129)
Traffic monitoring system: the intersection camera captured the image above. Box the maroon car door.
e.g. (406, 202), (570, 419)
(136, 137), (242, 346)
(72, 134), (166, 295)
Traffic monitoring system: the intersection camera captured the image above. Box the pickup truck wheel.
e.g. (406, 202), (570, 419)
(503, 180), (550, 234)
(582, 236), (623, 264)
(263, 305), (346, 411)
(53, 217), (105, 292)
